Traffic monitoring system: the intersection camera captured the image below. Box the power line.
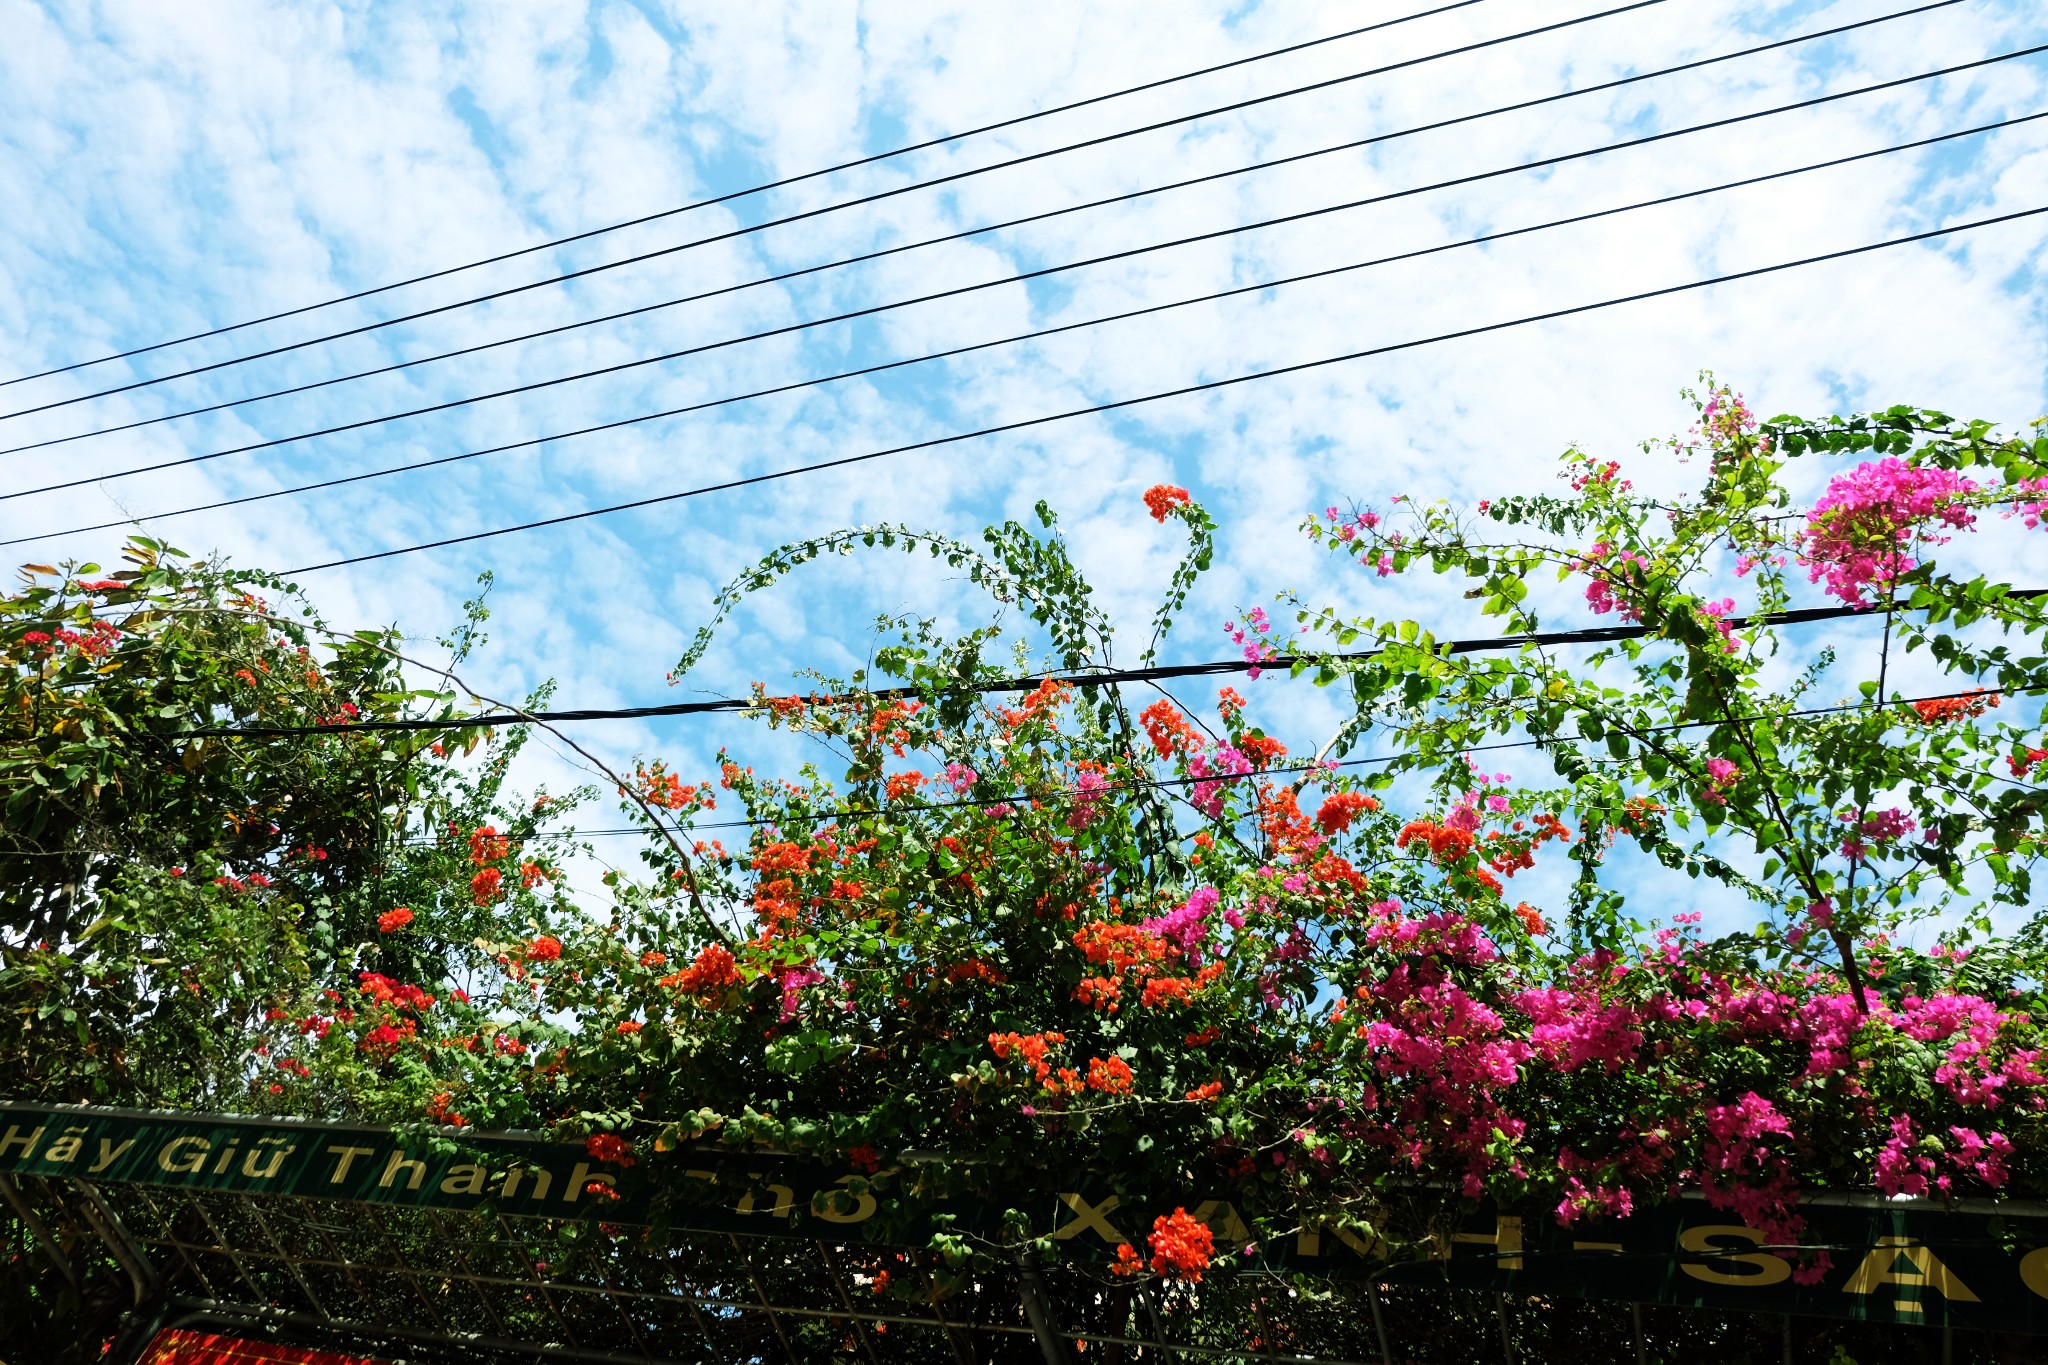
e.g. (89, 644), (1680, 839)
(0, 5), (1679, 444)
(173, 592), (2048, 739)
(18, 109), (2040, 550)
(0, 1), (1508, 392)
(10, 45), (2030, 482)
(496, 674), (2048, 837)
(16, 682), (2029, 864)
(269, 203), (2048, 575)
(0, 0), (1962, 428)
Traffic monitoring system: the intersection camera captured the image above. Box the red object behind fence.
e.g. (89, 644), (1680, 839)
(141, 1328), (393, 1365)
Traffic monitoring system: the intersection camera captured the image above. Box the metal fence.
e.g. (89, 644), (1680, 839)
(1, 1171), (2010, 1364)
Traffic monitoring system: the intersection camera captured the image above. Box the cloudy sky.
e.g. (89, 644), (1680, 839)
(3, 0), (2046, 922)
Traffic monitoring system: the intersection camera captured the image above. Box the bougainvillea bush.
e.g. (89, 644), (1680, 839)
(9, 385), (2048, 1285)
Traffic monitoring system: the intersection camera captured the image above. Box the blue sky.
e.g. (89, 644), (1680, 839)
(3, 0), (2046, 924)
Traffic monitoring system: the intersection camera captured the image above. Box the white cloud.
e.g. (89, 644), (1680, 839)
(0, 0), (2044, 930)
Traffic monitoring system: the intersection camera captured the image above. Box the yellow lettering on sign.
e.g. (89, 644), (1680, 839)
(2018, 1247), (2048, 1300)
(736, 1176), (793, 1219)
(326, 1145), (375, 1182)
(439, 1163), (488, 1196)
(1191, 1201), (1252, 1246)
(1678, 1225), (1791, 1286)
(89, 1138), (135, 1173)
(564, 1161), (614, 1203)
(380, 1150), (428, 1191)
(158, 1137), (210, 1174)
(1841, 1236), (1978, 1315)
(0, 1124), (46, 1161)
(241, 1141), (295, 1180)
(812, 1176), (878, 1225)
(1051, 1193), (1127, 1244)
(501, 1165), (554, 1201)
(1450, 1216), (1523, 1270)
(43, 1128), (85, 1164)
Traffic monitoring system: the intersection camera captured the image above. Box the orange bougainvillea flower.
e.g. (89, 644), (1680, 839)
(377, 906), (414, 934)
(1184, 1080), (1224, 1103)
(1911, 689), (1999, 724)
(989, 1031), (1066, 1084)
(525, 935), (562, 962)
(1314, 791), (1379, 835)
(1148, 1209), (1215, 1281)
(1396, 819), (1475, 864)
(1139, 700), (1199, 759)
(470, 867), (504, 905)
(1111, 1243), (1145, 1278)
(1085, 1055), (1135, 1095)
(585, 1133), (634, 1166)
(468, 824), (511, 864)
(667, 943), (745, 1000)
(1143, 484), (1192, 522)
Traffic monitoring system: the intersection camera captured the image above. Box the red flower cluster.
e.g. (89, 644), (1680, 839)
(425, 1091), (468, 1127)
(1140, 962), (1225, 1009)
(1086, 1056), (1135, 1095)
(1139, 700), (1200, 759)
(989, 1031), (1067, 1084)
(525, 935), (562, 962)
(1397, 819), (1476, 864)
(377, 907), (414, 934)
(1315, 791), (1378, 835)
(469, 825), (511, 863)
(359, 973), (434, 1011)
(1000, 678), (1069, 730)
(1910, 690), (2000, 724)
(665, 943), (744, 1000)
(585, 1133), (635, 1167)
(637, 764), (712, 810)
(360, 1021), (414, 1062)
(1144, 484), (1193, 522)
(1147, 1209), (1215, 1281)
(866, 699), (922, 755)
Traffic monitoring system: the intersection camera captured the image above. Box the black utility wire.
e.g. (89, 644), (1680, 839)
(17, 109), (2041, 552)
(0, 0), (1670, 412)
(10, 41), (2029, 479)
(3, 682), (2012, 859)
(0, 0), (1963, 428)
(176, 593), (2048, 739)
(271, 204), (2048, 576)
(0, 0), (1500, 390)
(336, 678), (2048, 843)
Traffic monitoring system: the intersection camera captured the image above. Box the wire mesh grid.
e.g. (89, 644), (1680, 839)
(17, 1172), (1992, 1364)
(4, 1172), (1435, 1363)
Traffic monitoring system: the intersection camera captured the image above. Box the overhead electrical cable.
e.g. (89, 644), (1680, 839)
(18, 111), (2040, 549)
(174, 596), (2048, 738)
(0, 0), (1675, 410)
(0, 0), (1967, 426)
(452, 678), (2048, 837)
(0, 0), (1502, 389)
(272, 203), (2048, 576)
(9, 43), (2034, 481)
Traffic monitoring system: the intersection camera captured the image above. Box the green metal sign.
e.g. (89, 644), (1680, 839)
(8, 1101), (2048, 1333)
